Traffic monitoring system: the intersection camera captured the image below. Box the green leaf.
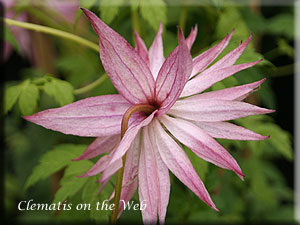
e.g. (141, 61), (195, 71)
(99, 0), (124, 24)
(80, 0), (97, 9)
(4, 82), (23, 114)
(43, 76), (74, 106)
(140, 0), (167, 31)
(5, 26), (21, 53)
(18, 80), (39, 116)
(53, 161), (93, 204)
(25, 144), (87, 190)
(184, 146), (208, 181)
(267, 14), (294, 40)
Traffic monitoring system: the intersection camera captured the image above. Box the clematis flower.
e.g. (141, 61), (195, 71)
(24, 8), (274, 224)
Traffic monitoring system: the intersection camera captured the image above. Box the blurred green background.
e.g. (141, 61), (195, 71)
(3, 0), (295, 224)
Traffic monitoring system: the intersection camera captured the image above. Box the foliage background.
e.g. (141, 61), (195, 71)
(3, 0), (295, 224)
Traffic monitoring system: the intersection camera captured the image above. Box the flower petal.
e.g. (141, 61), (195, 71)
(134, 30), (149, 66)
(82, 8), (155, 104)
(152, 119), (218, 211)
(73, 135), (120, 161)
(169, 99), (274, 122)
(160, 116), (244, 179)
(107, 110), (157, 167)
(195, 121), (269, 140)
(181, 59), (262, 97)
(190, 30), (234, 78)
(155, 29), (193, 117)
(186, 78), (266, 101)
(78, 154), (111, 178)
(117, 132), (141, 217)
(186, 25), (198, 50)
(149, 23), (165, 79)
(23, 95), (134, 137)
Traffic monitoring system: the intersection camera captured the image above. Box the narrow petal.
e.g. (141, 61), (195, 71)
(107, 110), (157, 167)
(82, 8), (155, 104)
(73, 135), (120, 161)
(186, 79), (266, 102)
(181, 59), (262, 97)
(151, 119), (218, 211)
(79, 155), (111, 177)
(99, 158), (122, 183)
(23, 95), (134, 137)
(169, 99), (275, 122)
(134, 30), (149, 66)
(190, 30), (234, 78)
(149, 23), (165, 79)
(160, 116), (244, 179)
(117, 132), (141, 217)
(138, 127), (159, 224)
(186, 25), (198, 50)
(204, 33), (253, 74)
(155, 29), (193, 117)
(148, 124), (170, 225)
(194, 121), (269, 140)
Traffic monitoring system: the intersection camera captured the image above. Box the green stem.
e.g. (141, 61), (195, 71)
(3, 18), (99, 52)
(73, 74), (107, 95)
(179, 6), (187, 33)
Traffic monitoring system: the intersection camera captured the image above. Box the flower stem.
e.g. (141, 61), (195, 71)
(110, 104), (156, 225)
(73, 74), (107, 95)
(3, 18), (99, 52)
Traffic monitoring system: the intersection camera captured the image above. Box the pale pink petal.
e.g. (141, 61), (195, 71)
(117, 132), (141, 217)
(186, 79), (266, 101)
(82, 8), (155, 104)
(106, 110), (157, 167)
(160, 116), (244, 180)
(169, 99), (274, 122)
(23, 95), (136, 137)
(181, 59), (262, 97)
(190, 30), (234, 78)
(152, 119), (218, 211)
(134, 31), (149, 66)
(194, 121), (269, 140)
(99, 158), (122, 183)
(186, 25), (198, 50)
(78, 155), (111, 177)
(149, 23), (165, 79)
(204, 33), (253, 74)
(148, 124), (170, 225)
(155, 29), (193, 117)
(73, 135), (120, 160)
(138, 127), (159, 224)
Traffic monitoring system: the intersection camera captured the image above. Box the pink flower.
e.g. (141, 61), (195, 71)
(24, 8), (274, 224)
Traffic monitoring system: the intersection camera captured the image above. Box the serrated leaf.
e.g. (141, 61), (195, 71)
(140, 0), (167, 31)
(25, 144), (87, 190)
(43, 77), (74, 106)
(99, 0), (124, 24)
(18, 80), (39, 116)
(183, 146), (208, 181)
(53, 160), (93, 204)
(4, 82), (23, 114)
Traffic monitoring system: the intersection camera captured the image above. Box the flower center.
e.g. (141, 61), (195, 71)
(121, 104), (157, 138)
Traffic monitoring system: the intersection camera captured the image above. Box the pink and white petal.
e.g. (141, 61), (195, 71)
(23, 95), (134, 137)
(148, 123), (170, 225)
(204, 33), (253, 74)
(99, 158), (122, 183)
(152, 119), (218, 211)
(186, 78), (266, 101)
(194, 121), (269, 140)
(149, 23), (165, 79)
(117, 132), (141, 217)
(134, 31), (149, 66)
(169, 99), (274, 122)
(107, 110), (157, 167)
(160, 116), (244, 179)
(138, 126), (159, 224)
(82, 8), (155, 104)
(190, 30), (234, 78)
(186, 25), (198, 50)
(181, 59), (262, 97)
(78, 155), (111, 177)
(73, 135), (120, 161)
(155, 29), (193, 117)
